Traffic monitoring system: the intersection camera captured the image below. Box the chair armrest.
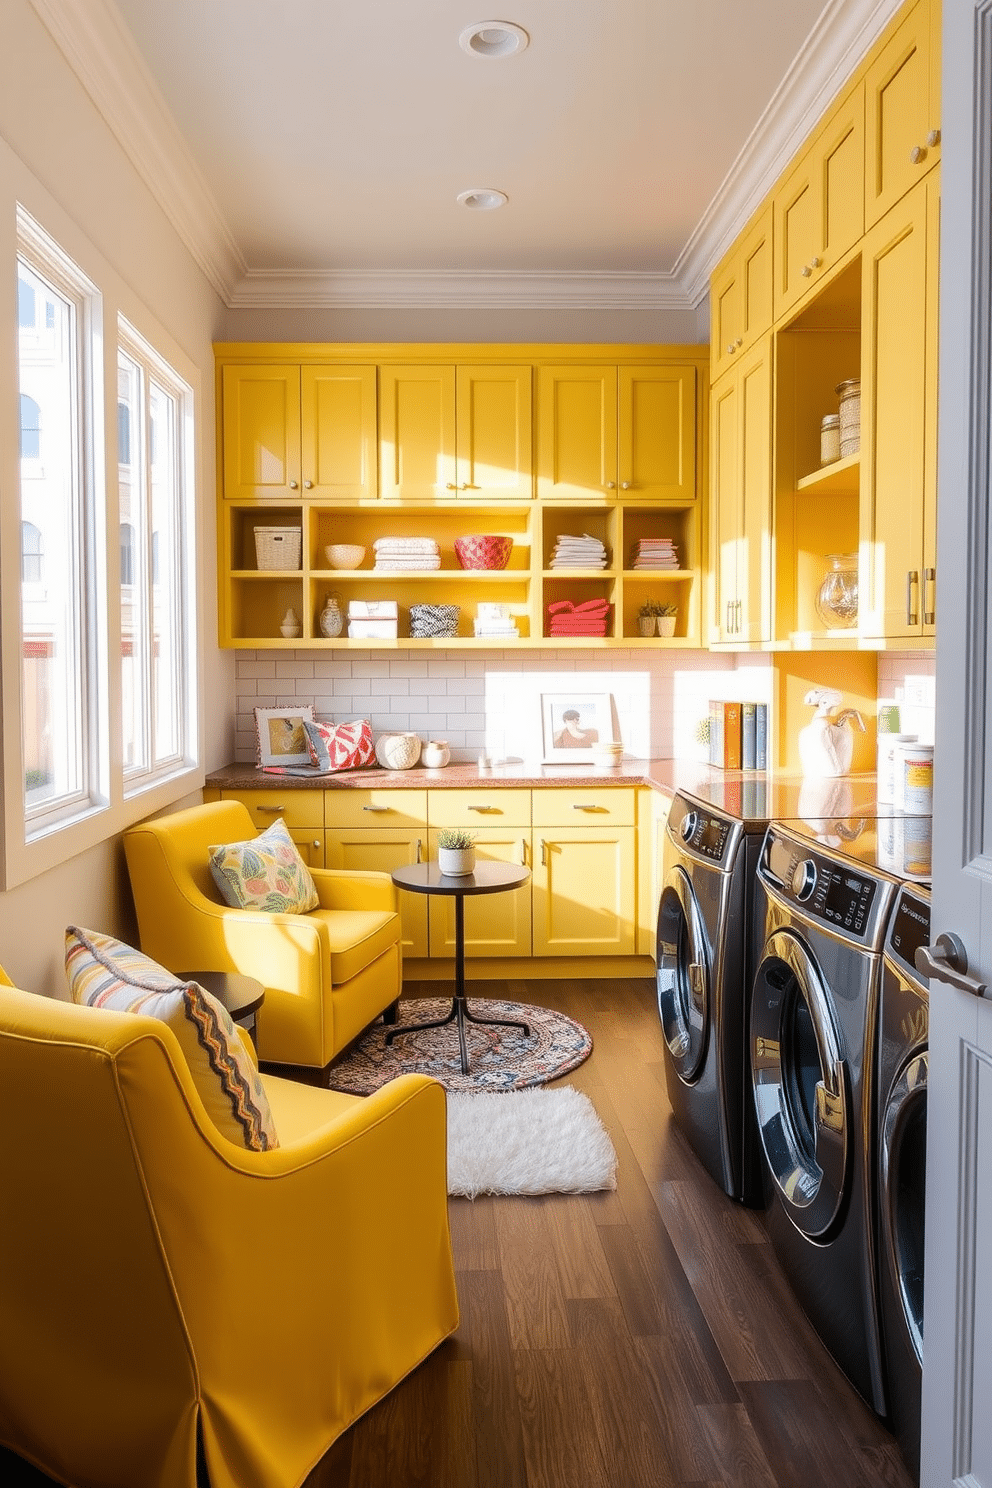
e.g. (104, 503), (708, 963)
(310, 868), (398, 914)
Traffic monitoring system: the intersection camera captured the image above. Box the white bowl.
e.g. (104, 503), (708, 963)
(325, 544), (366, 570)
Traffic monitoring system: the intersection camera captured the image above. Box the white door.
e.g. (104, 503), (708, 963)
(919, 2), (992, 1483)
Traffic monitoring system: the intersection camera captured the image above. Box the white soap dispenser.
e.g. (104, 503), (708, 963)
(798, 687), (866, 778)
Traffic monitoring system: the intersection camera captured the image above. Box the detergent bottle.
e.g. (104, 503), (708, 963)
(798, 687), (866, 778)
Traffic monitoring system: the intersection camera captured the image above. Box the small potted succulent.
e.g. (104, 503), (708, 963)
(637, 599), (663, 637)
(656, 601), (679, 638)
(437, 828), (476, 876)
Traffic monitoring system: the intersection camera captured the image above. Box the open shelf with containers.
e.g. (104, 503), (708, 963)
(220, 503), (305, 645)
(772, 257), (863, 645)
(619, 504), (700, 642)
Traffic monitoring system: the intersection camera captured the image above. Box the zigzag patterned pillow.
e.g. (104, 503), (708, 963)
(208, 816), (319, 913)
(65, 926), (279, 1152)
(304, 717), (375, 772)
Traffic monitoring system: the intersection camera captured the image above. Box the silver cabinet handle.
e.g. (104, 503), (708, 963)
(415, 838), (422, 863)
(907, 569), (920, 625)
(289, 479), (298, 489)
(540, 838), (548, 866)
(304, 479), (313, 489)
(924, 567), (936, 625)
(258, 804), (285, 814)
(926, 128), (941, 148)
(910, 144), (926, 164)
(468, 804), (498, 813)
(916, 934), (988, 998)
(572, 803), (603, 812)
(521, 838), (527, 866)
(362, 804), (389, 812)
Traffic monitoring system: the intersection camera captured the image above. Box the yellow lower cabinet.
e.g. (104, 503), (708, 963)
(427, 828), (531, 958)
(531, 788), (637, 956)
(218, 788), (324, 866)
(324, 827), (428, 957)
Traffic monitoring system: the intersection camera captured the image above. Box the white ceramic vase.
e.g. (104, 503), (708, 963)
(374, 732), (422, 770)
(438, 846), (476, 876)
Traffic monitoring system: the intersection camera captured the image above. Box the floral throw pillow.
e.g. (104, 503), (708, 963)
(64, 925), (279, 1152)
(304, 717), (375, 772)
(208, 817), (319, 913)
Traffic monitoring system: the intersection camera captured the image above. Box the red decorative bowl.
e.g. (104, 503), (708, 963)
(454, 535), (512, 570)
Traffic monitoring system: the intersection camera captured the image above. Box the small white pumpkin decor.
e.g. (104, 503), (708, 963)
(437, 829), (476, 876)
(374, 732), (422, 770)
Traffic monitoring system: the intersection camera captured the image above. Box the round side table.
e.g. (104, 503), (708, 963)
(389, 860), (532, 1074)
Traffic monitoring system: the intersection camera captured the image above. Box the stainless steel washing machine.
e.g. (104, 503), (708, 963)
(749, 819), (902, 1416)
(876, 882), (930, 1479)
(655, 791), (766, 1206)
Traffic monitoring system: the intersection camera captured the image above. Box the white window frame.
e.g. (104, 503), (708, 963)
(117, 318), (197, 796)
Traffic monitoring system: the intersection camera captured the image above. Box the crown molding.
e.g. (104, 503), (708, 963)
(677, 0), (905, 305)
(226, 268), (690, 311)
(32, 0), (903, 313)
(28, 0), (245, 301)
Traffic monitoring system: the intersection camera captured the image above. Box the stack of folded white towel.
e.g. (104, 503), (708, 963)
(549, 533), (608, 569)
(373, 537), (441, 571)
(473, 602), (519, 639)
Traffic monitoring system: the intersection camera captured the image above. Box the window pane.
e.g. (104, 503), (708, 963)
(17, 257), (86, 812)
(118, 352), (144, 772)
(149, 379), (181, 763)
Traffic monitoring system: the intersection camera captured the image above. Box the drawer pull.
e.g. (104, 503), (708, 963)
(521, 838), (527, 866)
(924, 567), (936, 626)
(540, 838), (548, 866)
(312, 840), (321, 850)
(258, 805), (285, 814)
(416, 838), (422, 864)
(572, 803), (604, 812)
(907, 569), (920, 626)
(468, 804), (498, 813)
(362, 804), (390, 813)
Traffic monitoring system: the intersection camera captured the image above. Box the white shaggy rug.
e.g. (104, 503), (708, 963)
(446, 1085), (618, 1199)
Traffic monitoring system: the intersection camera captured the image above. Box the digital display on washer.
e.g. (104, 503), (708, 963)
(693, 815), (730, 860)
(889, 892), (931, 971)
(812, 863), (876, 932)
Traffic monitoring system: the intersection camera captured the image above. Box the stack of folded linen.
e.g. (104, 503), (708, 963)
(550, 533), (608, 568)
(631, 537), (679, 569)
(347, 599), (398, 639)
(373, 537), (441, 571)
(546, 598), (612, 637)
(473, 602), (519, 639)
(409, 604), (460, 638)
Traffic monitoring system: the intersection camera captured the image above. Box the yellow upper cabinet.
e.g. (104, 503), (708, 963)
(773, 82), (865, 318)
(864, 0), (941, 229)
(379, 363), (533, 500)
(710, 205), (773, 380)
(221, 363), (376, 501)
(711, 336), (774, 644)
(537, 363), (696, 502)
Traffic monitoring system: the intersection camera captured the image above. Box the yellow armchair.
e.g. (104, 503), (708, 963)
(0, 981), (458, 1488)
(124, 800), (403, 1073)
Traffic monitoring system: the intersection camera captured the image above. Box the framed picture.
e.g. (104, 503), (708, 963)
(541, 693), (613, 762)
(254, 705), (316, 767)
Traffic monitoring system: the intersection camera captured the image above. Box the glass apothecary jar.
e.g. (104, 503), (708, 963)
(814, 554), (859, 629)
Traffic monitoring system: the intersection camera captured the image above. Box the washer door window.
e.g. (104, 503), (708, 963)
(751, 929), (850, 1238)
(656, 866), (710, 1083)
(881, 1050), (927, 1364)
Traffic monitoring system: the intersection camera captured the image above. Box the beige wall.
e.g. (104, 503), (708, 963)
(0, 0), (232, 994)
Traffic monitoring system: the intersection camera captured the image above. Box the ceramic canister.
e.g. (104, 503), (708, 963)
(902, 743), (935, 815)
(877, 734), (917, 805)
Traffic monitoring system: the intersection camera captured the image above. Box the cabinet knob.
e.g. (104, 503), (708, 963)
(605, 481), (616, 490)
(621, 481), (632, 490)
(304, 479), (313, 489)
(810, 257), (821, 269)
(289, 479), (299, 489)
(910, 144), (926, 164)
(726, 343), (735, 355)
(312, 840), (321, 850)
(926, 128), (941, 149)
(801, 264), (813, 278)
(734, 337), (743, 349)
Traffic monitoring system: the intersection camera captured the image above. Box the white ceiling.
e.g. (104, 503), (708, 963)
(35, 0), (904, 308)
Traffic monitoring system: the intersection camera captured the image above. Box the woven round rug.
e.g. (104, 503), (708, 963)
(328, 998), (593, 1094)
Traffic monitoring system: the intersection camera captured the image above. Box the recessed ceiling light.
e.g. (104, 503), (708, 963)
(456, 188), (508, 211)
(458, 21), (529, 58)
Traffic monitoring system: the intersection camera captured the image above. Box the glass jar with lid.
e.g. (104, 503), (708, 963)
(814, 554), (859, 629)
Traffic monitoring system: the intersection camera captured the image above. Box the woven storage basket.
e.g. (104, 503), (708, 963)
(255, 527), (302, 571)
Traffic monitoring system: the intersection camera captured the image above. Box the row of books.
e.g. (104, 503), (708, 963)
(709, 700), (768, 771)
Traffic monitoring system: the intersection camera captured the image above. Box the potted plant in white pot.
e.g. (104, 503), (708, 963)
(637, 600), (661, 637)
(437, 828), (476, 876)
(656, 601), (678, 637)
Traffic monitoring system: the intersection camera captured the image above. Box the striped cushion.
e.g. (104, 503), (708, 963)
(65, 926), (279, 1152)
(208, 816), (319, 913)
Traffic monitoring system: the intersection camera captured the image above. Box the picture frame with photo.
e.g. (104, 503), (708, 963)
(541, 693), (614, 762)
(254, 705), (316, 768)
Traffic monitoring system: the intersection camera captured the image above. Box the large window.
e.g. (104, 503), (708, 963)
(16, 217), (99, 825)
(118, 322), (194, 786)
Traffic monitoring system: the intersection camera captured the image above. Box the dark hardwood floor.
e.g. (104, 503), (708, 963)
(0, 977), (914, 1488)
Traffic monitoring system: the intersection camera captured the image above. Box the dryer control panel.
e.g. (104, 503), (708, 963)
(679, 807), (733, 862)
(762, 828), (891, 948)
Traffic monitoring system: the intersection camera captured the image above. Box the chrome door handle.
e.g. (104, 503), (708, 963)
(916, 934), (988, 998)
(907, 570), (920, 625)
(924, 567), (936, 626)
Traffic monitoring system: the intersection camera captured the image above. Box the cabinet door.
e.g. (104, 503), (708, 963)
(860, 181), (929, 639)
(455, 365), (533, 499)
(379, 365), (456, 499)
(619, 366), (696, 502)
(221, 365), (301, 500)
(536, 365), (618, 499)
(426, 831), (531, 958)
(864, 0), (936, 228)
(301, 365), (377, 500)
(710, 252), (743, 381)
(774, 156), (820, 319)
(711, 371), (741, 642)
(532, 826), (636, 956)
(324, 828), (428, 957)
(737, 338), (774, 644)
(710, 208), (773, 379)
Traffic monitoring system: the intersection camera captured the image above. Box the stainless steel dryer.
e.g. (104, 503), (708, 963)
(749, 819), (900, 1417)
(876, 882), (930, 1479)
(655, 791), (765, 1206)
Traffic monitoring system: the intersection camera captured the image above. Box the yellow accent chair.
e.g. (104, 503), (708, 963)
(124, 799), (402, 1075)
(0, 978), (458, 1488)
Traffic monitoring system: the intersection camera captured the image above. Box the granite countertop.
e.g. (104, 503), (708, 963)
(206, 759), (887, 822)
